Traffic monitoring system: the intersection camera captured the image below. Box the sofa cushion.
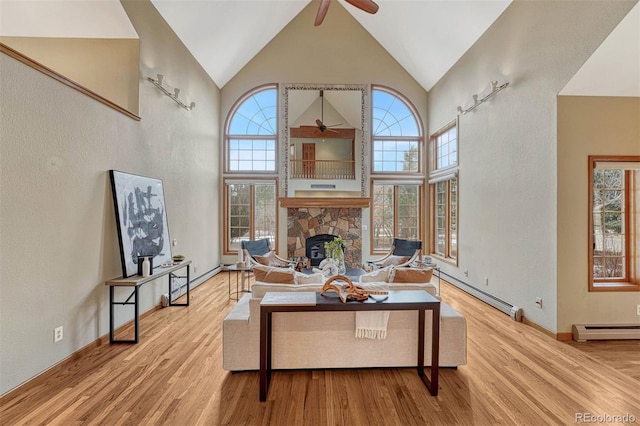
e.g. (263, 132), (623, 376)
(251, 282), (324, 298)
(380, 255), (410, 267)
(254, 251), (287, 267)
(389, 267), (433, 283)
(252, 265), (296, 284)
(295, 272), (325, 284)
(360, 267), (392, 283)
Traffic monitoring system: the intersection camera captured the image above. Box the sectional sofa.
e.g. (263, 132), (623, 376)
(222, 266), (467, 371)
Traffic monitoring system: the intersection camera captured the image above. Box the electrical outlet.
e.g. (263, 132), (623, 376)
(637, 304), (640, 316)
(484, 277), (488, 286)
(172, 239), (178, 246)
(54, 326), (63, 343)
(535, 297), (543, 308)
(464, 270), (469, 277)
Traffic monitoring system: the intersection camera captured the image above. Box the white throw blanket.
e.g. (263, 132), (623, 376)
(355, 311), (390, 339)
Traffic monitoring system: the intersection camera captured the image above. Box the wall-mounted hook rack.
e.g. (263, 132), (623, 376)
(457, 80), (509, 115)
(148, 74), (195, 111)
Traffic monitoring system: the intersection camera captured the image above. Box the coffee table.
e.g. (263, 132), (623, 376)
(259, 290), (440, 401)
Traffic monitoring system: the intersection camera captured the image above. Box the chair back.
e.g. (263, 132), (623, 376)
(392, 238), (422, 256)
(241, 238), (271, 258)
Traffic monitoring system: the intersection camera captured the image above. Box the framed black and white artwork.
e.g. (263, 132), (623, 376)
(109, 170), (173, 278)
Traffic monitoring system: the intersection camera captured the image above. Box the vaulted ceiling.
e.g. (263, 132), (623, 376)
(150, 0), (512, 90)
(150, 0), (639, 96)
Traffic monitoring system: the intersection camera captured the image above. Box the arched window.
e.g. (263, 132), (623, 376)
(226, 85), (277, 172)
(371, 87), (423, 252)
(372, 87), (421, 173)
(224, 85), (278, 254)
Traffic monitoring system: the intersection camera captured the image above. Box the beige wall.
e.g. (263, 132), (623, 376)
(427, 0), (635, 332)
(0, 0), (220, 395)
(221, 1), (428, 263)
(557, 96), (640, 333)
(0, 36), (140, 115)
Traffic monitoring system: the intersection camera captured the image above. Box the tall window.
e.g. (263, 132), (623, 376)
(433, 178), (457, 260)
(429, 120), (459, 264)
(225, 181), (277, 253)
(588, 156), (639, 291)
(372, 183), (421, 250)
(372, 87), (421, 173)
(370, 87), (424, 253)
(226, 86), (277, 173)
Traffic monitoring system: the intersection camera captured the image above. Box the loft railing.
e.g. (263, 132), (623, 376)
(290, 159), (356, 180)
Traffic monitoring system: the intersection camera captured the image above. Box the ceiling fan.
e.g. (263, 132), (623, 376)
(300, 90), (342, 135)
(315, 0), (379, 26)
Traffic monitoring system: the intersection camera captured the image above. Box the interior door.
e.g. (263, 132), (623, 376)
(302, 143), (315, 178)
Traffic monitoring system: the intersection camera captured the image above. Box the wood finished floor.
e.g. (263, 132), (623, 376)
(1, 274), (639, 425)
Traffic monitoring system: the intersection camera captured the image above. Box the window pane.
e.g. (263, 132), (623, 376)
(254, 184), (276, 247)
(226, 86), (277, 172)
(591, 166), (629, 281)
(449, 177), (458, 259)
(434, 125), (457, 170)
(228, 184), (250, 251)
(435, 181), (446, 256)
(372, 184), (394, 250)
(372, 88), (421, 174)
(397, 185), (419, 240)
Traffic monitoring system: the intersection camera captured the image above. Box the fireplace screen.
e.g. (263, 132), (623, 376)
(305, 234), (339, 267)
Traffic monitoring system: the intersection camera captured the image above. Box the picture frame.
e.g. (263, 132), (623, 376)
(109, 170), (173, 278)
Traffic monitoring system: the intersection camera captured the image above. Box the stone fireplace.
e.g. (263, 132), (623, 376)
(287, 207), (362, 268)
(305, 234), (338, 267)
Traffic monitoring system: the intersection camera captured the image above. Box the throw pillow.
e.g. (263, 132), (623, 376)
(360, 267), (391, 283)
(254, 251), (286, 267)
(295, 272), (325, 284)
(389, 267), (433, 283)
(253, 265), (296, 284)
(380, 255), (410, 267)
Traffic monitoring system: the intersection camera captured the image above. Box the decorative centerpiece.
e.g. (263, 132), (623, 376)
(320, 275), (388, 303)
(324, 235), (346, 275)
(172, 254), (185, 264)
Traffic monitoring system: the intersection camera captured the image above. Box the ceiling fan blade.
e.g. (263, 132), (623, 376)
(345, 0), (379, 14)
(326, 128), (340, 134)
(315, 119), (324, 128)
(315, 0), (331, 26)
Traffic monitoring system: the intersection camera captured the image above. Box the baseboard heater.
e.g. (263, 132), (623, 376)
(161, 265), (222, 307)
(440, 271), (523, 321)
(572, 324), (640, 342)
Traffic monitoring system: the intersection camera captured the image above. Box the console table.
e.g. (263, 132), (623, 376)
(259, 290), (440, 401)
(105, 260), (191, 343)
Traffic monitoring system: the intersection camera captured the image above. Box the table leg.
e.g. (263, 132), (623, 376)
(430, 304), (440, 395)
(133, 286), (139, 344)
(186, 265), (190, 306)
(259, 308), (269, 401)
(417, 307), (439, 396)
(109, 286), (115, 343)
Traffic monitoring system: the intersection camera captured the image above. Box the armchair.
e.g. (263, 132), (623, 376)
(367, 238), (422, 269)
(241, 239), (292, 268)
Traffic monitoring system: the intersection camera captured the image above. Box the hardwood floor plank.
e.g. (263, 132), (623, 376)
(1, 274), (638, 425)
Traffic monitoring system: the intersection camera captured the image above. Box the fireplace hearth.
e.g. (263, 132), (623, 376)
(287, 207), (362, 268)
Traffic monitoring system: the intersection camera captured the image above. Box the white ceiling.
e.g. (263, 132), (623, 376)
(1, 0), (636, 96)
(560, 2), (640, 97)
(150, 0), (512, 90)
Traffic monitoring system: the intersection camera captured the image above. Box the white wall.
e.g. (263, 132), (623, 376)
(427, 0), (636, 332)
(557, 96), (640, 333)
(0, 0), (220, 395)
(220, 1), (428, 264)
